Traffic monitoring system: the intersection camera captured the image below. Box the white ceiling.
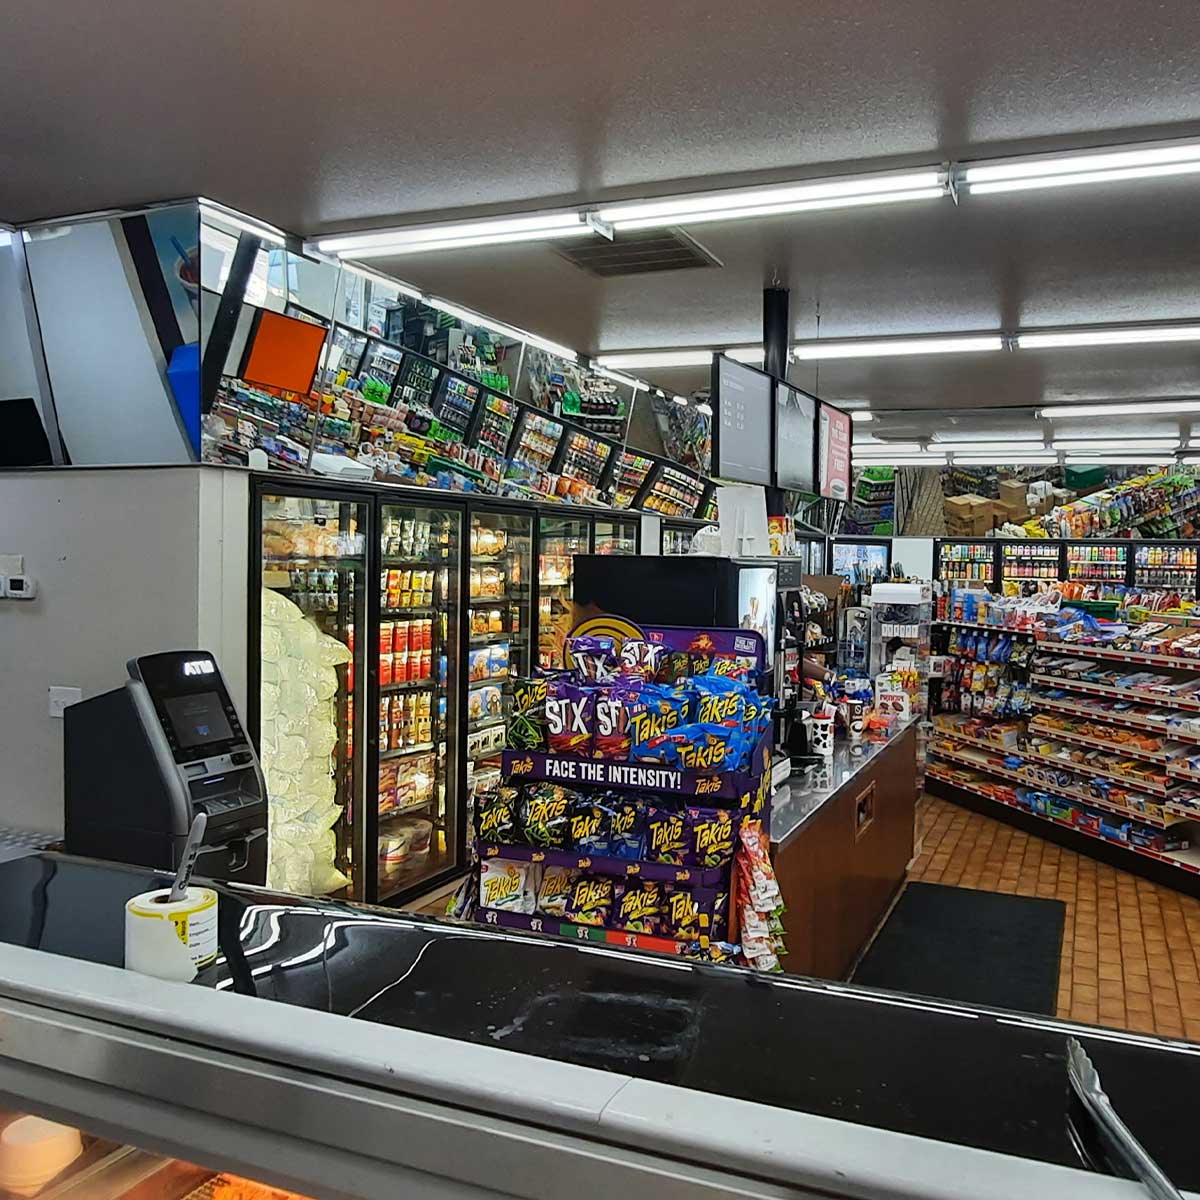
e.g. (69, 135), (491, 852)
(4, 0), (1200, 417)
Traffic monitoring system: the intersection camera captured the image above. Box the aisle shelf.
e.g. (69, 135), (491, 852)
(478, 842), (726, 886)
(381, 679), (435, 695)
(926, 766), (1200, 875)
(928, 742), (1178, 828)
(476, 906), (695, 954)
(1036, 639), (1200, 670)
(1026, 721), (1177, 763)
(381, 606), (436, 618)
(1030, 674), (1200, 713)
(933, 620), (1037, 637)
(1032, 693), (1200, 744)
(379, 742), (436, 761)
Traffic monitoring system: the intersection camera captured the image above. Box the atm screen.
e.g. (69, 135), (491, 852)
(163, 692), (234, 749)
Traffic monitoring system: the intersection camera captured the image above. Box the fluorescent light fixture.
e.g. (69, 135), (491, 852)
(592, 366), (646, 392)
(0, 230), (11, 248)
(1039, 399), (1200, 419)
(199, 198), (288, 246)
(933, 429), (1045, 443)
(672, 395), (689, 406)
(593, 346), (763, 369)
(1053, 438), (1179, 451)
(962, 139), (1200, 196)
(878, 456), (948, 466)
(936, 441), (1051, 455)
(849, 411), (874, 423)
(792, 334), (1003, 360)
(426, 296), (577, 361)
(596, 169), (946, 230)
(1065, 456), (1176, 465)
(852, 442), (923, 455)
(342, 262), (423, 300)
(695, 403), (713, 416)
(952, 453), (1059, 465)
(1018, 324), (1200, 350)
(315, 210), (590, 256)
(1178, 457), (1200, 466)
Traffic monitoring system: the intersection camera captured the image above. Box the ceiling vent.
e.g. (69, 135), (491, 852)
(555, 227), (722, 277)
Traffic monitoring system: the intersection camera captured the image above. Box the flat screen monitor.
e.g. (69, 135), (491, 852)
(818, 402), (852, 500)
(774, 382), (816, 492)
(711, 355), (772, 487)
(239, 309), (328, 393)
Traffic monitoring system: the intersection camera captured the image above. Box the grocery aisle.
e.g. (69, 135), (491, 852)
(910, 795), (1200, 1040)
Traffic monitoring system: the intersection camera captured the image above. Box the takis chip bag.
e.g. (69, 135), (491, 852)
(546, 681), (594, 755)
(564, 874), (615, 926)
(568, 794), (613, 853)
(634, 723), (743, 772)
(607, 794), (647, 859)
(662, 885), (716, 940)
(475, 786), (521, 844)
(613, 879), (665, 935)
(646, 806), (688, 865)
(478, 859), (536, 913)
(627, 684), (688, 758)
(507, 677), (548, 751)
(687, 677), (747, 731)
(686, 806), (736, 868)
(520, 783), (573, 848)
(536, 865), (578, 918)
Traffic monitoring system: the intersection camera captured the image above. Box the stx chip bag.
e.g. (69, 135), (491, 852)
(546, 681), (594, 756)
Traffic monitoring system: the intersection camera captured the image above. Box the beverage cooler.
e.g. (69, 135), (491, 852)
(1132, 541), (1200, 596)
(933, 538), (997, 586)
(997, 538), (1062, 585)
(253, 480), (471, 907)
(1064, 539), (1129, 586)
(661, 517), (707, 555)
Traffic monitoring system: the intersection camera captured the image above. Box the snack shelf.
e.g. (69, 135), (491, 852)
(928, 744), (1178, 828)
(934, 731), (1179, 802)
(381, 606), (436, 618)
(381, 556), (450, 568)
(471, 631), (522, 646)
(468, 676), (509, 689)
(476, 905), (694, 955)
(380, 798), (436, 820)
(1036, 639), (1200, 669)
(934, 619), (1038, 637)
(263, 555), (361, 568)
(468, 717), (507, 735)
(1166, 763), (1200, 784)
(926, 767), (1200, 871)
(1030, 673), (1200, 713)
(478, 842), (728, 886)
(381, 679), (435, 694)
(500, 733), (771, 803)
(1026, 720), (1177, 762)
(1033, 693), (1200, 744)
(469, 594), (519, 606)
(379, 742), (436, 761)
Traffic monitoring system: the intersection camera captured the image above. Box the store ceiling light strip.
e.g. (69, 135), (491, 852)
(1066, 455), (1178, 465)
(199, 198), (288, 246)
(1039, 399), (1200, 418)
(849, 411), (874, 423)
(792, 334), (1003, 360)
(593, 346), (764, 370)
(961, 139), (1200, 195)
(595, 169), (946, 230)
(592, 366), (647, 391)
(1053, 438), (1180, 451)
(936, 441), (1052, 455)
(1017, 324), (1200, 350)
(933, 430), (1046, 443)
(951, 453), (1059, 465)
(342, 262), (424, 300)
(315, 210), (590, 256)
(426, 296), (577, 361)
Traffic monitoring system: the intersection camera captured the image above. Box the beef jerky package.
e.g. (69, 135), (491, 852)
(507, 677), (548, 751)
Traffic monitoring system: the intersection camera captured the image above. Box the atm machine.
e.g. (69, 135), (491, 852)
(64, 651), (268, 884)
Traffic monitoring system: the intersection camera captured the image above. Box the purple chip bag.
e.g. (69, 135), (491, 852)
(564, 874), (615, 926)
(619, 639), (665, 679)
(546, 680), (594, 755)
(686, 807), (736, 868)
(568, 635), (617, 683)
(593, 683), (637, 760)
(662, 885), (717, 940)
(646, 806), (688, 865)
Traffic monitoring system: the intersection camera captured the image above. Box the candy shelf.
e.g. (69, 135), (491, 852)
(379, 742), (436, 761)
(478, 842), (728, 886)
(926, 766), (1200, 874)
(933, 619), (1037, 637)
(1027, 720), (1177, 763)
(1030, 673), (1200, 713)
(1033, 693), (1200, 744)
(476, 906), (695, 955)
(1035, 638), (1200, 670)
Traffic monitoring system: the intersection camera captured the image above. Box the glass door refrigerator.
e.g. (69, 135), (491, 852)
(1132, 541), (1199, 596)
(998, 539), (1063, 586)
(661, 519), (703, 555)
(1065, 540), (1130, 589)
(538, 513), (591, 669)
(254, 483), (369, 900)
(934, 538), (997, 586)
(375, 498), (465, 902)
(466, 506), (534, 802)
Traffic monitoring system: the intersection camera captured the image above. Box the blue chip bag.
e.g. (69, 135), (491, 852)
(634, 722), (744, 772)
(607, 794), (647, 859)
(627, 682), (688, 756)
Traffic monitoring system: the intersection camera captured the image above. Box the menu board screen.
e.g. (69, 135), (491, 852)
(713, 356), (772, 486)
(775, 382), (816, 492)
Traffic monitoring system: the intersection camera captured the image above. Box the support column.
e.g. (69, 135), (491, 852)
(763, 286), (790, 381)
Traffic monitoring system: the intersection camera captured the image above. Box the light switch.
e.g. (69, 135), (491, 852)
(49, 687), (82, 718)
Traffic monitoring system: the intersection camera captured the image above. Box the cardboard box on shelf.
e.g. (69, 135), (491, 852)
(992, 500), (1025, 526)
(998, 479), (1028, 511)
(945, 493), (998, 536)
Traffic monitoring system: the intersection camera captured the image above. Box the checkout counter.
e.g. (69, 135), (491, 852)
(0, 848), (1195, 1198)
(771, 723), (918, 979)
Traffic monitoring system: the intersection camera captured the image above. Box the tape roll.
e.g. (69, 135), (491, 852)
(124, 886), (219, 981)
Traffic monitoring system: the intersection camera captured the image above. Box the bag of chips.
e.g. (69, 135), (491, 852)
(546, 681), (595, 755)
(564, 874), (615, 926)
(475, 786), (521, 845)
(593, 683), (637, 760)
(612, 879), (665, 935)
(607, 794), (648, 859)
(686, 806), (736, 867)
(627, 684), (689, 758)
(520, 783), (573, 848)
(536, 864), (578, 917)
(569, 794), (614, 854)
(507, 677), (548, 751)
(646, 806), (688, 865)
(662, 885), (716, 940)
(567, 635), (618, 682)
(619, 639), (664, 679)
(634, 723), (744, 772)
(478, 859), (536, 913)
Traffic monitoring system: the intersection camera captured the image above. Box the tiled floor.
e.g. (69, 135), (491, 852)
(910, 795), (1200, 1040)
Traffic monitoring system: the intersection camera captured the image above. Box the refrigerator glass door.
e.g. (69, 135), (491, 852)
(468, 510), (533, 799)
(593, 517), (638, 555)
(737, 567), (777, 654)
(539, 516), (590, 669)
(259, 491), (366, 899)
(662, 522), (696, 555)
(377, 503), (463, 901)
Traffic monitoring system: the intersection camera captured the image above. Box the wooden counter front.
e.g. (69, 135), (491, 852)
(772, 725), (918, 980)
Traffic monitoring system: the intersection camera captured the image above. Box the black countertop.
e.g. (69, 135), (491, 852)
(1, 850), (1198, 1188)
(772, 723), (917, 847)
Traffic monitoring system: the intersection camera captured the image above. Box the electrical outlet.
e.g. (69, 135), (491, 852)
(48, 686), (82, 719)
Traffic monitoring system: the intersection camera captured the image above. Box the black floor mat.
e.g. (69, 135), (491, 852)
(851, 882), (1065, 1015)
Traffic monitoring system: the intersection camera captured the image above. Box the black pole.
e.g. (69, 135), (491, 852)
(763, 286), (790, 381)
(201, 233), (261, 413)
